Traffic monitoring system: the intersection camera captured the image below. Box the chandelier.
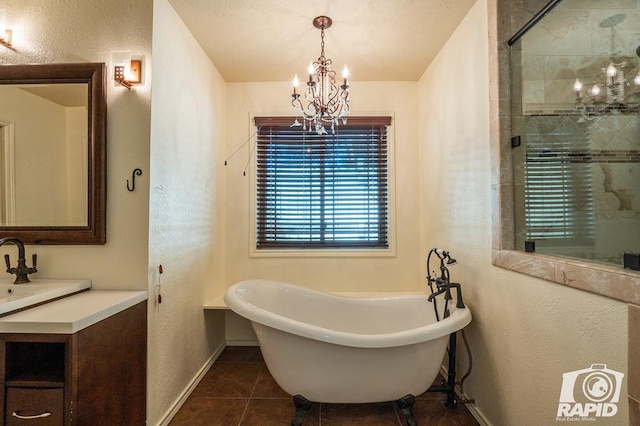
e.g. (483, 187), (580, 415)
(572, 14), (640, 119)
(290, 16), (350, 134)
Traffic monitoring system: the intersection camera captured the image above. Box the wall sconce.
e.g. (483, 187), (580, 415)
(112, 51), (142, 89)
(0, 9), (12, 49)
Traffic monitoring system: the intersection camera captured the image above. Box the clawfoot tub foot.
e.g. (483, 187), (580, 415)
(396, 394), (417, 426)
(291, 394), (312, 426)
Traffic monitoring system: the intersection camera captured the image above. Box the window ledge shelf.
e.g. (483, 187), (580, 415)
(204, 293), (228, 310)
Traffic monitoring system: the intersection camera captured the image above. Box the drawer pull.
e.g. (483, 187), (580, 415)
(12, 411), (52, 420)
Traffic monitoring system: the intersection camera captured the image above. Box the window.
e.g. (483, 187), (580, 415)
(254, 116), (391, 250)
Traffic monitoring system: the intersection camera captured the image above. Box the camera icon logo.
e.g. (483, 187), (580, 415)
(557, 364), (624, 419)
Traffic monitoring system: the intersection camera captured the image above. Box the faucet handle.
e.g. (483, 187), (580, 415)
(4, 254), (10, 271)
(32, 254), (37, 269)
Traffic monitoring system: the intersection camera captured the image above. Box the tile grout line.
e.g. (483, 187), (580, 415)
(236, 399), (251, 426)
(237, 363), (265, 425)
(248, 363), (265, 400)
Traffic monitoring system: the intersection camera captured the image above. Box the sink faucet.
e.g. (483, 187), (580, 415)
(0, 237), (37, 284)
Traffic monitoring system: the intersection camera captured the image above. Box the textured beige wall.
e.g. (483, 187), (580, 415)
(0, 86), (68, 225)
(148, 0), (227, 423)
(64, 107), (88, 226)
(419, 1), (628, 425)
(1, 1), (225, 423)
(0, 0), (152, 289)
(224, 81), (423, 293)
(1, 2), (631, 425)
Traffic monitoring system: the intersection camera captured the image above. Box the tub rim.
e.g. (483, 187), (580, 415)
(224, 279), (472, 349)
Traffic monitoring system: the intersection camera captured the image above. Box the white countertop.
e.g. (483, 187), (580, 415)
(0, 290), (148, 334)
(0, 278), (92, 316)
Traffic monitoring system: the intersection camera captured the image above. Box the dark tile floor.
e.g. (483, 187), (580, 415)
(170, 346), (480, 425)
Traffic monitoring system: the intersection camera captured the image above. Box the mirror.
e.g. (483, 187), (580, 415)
(0, 63), (106, 244)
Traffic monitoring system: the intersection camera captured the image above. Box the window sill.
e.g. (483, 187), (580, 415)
(249, 247), (396, 258)
(492, 249), (640, 305)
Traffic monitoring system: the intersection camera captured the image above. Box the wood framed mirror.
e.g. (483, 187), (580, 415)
(0, 63), (106, 244)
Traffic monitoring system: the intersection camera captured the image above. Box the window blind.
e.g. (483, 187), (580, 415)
(524, 135), (595, 242)
(254, 116), (391, 249)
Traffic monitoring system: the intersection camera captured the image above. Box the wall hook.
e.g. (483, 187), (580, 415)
(127, 168), (142, 191)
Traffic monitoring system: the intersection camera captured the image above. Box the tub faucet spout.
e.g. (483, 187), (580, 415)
(426, 248), (466, 310)
(427, 281), (465, 309)
(0, 237), (37, 284)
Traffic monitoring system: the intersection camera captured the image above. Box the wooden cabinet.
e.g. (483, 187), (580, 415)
(0, 301), (146, 425)
(5, 388), (64, 425)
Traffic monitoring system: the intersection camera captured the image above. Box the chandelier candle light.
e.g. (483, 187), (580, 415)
(291, 16), (350, 134)
(573, 14), (640, 118)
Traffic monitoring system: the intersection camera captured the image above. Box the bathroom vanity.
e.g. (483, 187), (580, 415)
(0, 291), (147, 425)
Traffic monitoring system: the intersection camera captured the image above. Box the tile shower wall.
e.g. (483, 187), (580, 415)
(590, 115), (639, 263)
(518, 114), (640, 263)
(512, 0), (640, 264)
(521, 0), (640, 112)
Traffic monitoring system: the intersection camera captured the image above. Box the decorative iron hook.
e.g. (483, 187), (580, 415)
(127, 168), (142, 192)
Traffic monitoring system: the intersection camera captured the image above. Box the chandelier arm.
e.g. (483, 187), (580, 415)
(289, 16), (351, 134)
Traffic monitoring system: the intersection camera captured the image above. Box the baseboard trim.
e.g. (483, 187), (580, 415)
(438, 365), (491, 426)
(156, 341), (226, 426)
(464, 401), (491, 426)
(225, 339), (259, 346)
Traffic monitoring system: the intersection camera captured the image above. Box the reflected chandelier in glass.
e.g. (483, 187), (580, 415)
(573, 14), (640, 119)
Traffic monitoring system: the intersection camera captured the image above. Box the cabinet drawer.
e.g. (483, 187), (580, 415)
(5, 387), (64, 426)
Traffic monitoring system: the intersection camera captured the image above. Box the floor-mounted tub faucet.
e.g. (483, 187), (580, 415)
(426, 248), (465, 312)
(0, 237), (37, 284)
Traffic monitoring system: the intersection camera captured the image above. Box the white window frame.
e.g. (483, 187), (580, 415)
(248, 115), (397, 258)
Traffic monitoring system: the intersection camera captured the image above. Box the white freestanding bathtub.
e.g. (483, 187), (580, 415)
(224, 279), (472, 406)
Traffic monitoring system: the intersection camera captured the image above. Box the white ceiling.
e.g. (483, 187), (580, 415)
(19, 84), (87, 107)
(168, 0), (477, 83)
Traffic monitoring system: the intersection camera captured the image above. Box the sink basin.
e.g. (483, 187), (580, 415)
(0, 279), (92, 317)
